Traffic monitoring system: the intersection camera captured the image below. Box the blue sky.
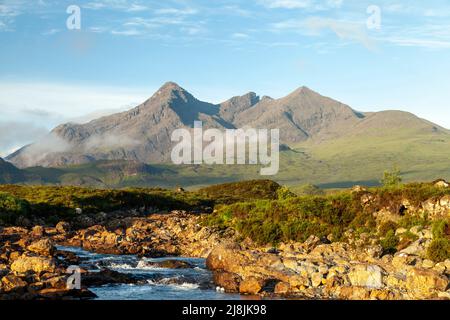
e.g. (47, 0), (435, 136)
(1, 0), (450, 156)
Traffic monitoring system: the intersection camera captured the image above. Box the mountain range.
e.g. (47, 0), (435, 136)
(3, 82), (450, 188)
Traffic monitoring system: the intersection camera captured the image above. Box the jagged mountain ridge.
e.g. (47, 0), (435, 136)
(6, 82), (448, 169)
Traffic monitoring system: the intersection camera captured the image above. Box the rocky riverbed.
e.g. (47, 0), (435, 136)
(1, 207), (449, 300)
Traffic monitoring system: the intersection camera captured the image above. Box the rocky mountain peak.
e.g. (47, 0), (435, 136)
(219, 92), (260, 123)
(286, 86), (319, 99)
(159, 81), (184, 92)
(151, 82), (195, 105)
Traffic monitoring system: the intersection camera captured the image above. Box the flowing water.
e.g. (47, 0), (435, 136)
(58, 246), (245, 300)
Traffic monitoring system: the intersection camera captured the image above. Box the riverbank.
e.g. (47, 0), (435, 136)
(0, 181), (449, 300)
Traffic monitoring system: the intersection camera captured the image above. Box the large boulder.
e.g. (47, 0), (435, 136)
(82, 269), (139, 287)
(38, 288), (97, 300)
(27, 239), (55, 257)
(213, 271), (241, 292)
(11, 255), (56, 274)
(239, 277), (265, 295)
(348, 264), (384, 289)
(56, 221), (71, 234)
(399, 238), (429, 257)
(392, 253), (420, 273)
(0, 264), (9, 278)
(406, 268), (449, 299)
(206, 244), (250, 273)
(30, 226), (45, 238)
(1, 274), (27, 292)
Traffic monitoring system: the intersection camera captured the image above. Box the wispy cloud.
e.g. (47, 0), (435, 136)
(0, 82), (149, 121)
(232, 32), (250, 39)
(0, 121), (49, 157)
(271, 16), (374, 49)
(0, 0), (24, 31)
(0, 81), (150, 156)
(42, 28), (60, 36)
(378, 24), (450, 49)
(0, 0), (54, 32)
(108, 4), (203, 38)
(258, 0), (343, 10)
(83, 0), (149, 12)
(259, 0), (313, 9)
(154, 7), (197, 16)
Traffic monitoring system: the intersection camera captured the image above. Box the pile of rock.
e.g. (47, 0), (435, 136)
(58, 211), (237, 258)
(0, 228), (95, 300)
(206, 228), (450, 300)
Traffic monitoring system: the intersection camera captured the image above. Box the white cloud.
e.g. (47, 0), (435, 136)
(0, 81), (151, 157)
(376, 23), (450, 49)
(272, 16), (374, 49)
(83, 0), (148, 12)
(154, 8), (198, 16)
(108, 7), (202, 38)
(0, 82), (149, 121)
(84, 1), (199, 14)
(85, 133), (141, 150)
(111, 28), (143, 36)
(220, 5), (252, 17)
(259, 0), (312, 9)
(232, 33), (250, 39)
(0, 1), (22, 31)
(127, 4), (148, 12)
(304, 17), (373, 48)
(42, 28), (60, 36)
(384, 37), (450, 49)
(258, 0), (343, 10)
(0, 121), (49, 157)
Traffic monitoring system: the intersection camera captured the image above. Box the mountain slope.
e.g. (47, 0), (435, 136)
(6, 81), (450, 189)
(8, 83), (218, 168)
(0, 157), (34, 184)
(234, 86), (363, 143)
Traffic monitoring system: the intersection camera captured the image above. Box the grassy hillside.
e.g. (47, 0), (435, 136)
(203, 182), (450, 256)
(197, 180), (282, 204)
(0, 185), (212, 225)
(0, 180), (282, 225)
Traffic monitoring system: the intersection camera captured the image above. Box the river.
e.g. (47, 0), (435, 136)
(58, 246), (245, 300)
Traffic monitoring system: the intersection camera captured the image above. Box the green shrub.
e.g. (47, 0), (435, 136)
(401, 230), (419, 241)
(431, 219), (449, 239)
(203, 192), (365, 245)
(276, 186), (296, 200)
(381, 166), (402, 187)
(198, 180), (281, 204)
(427, 238), (450, 262)
(0, 192), (30, 225)
(398, 214), (429, 229)
(0, 192), (29, 212)
(380, 230), (399, 254)
(378, 221), (399, 237)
